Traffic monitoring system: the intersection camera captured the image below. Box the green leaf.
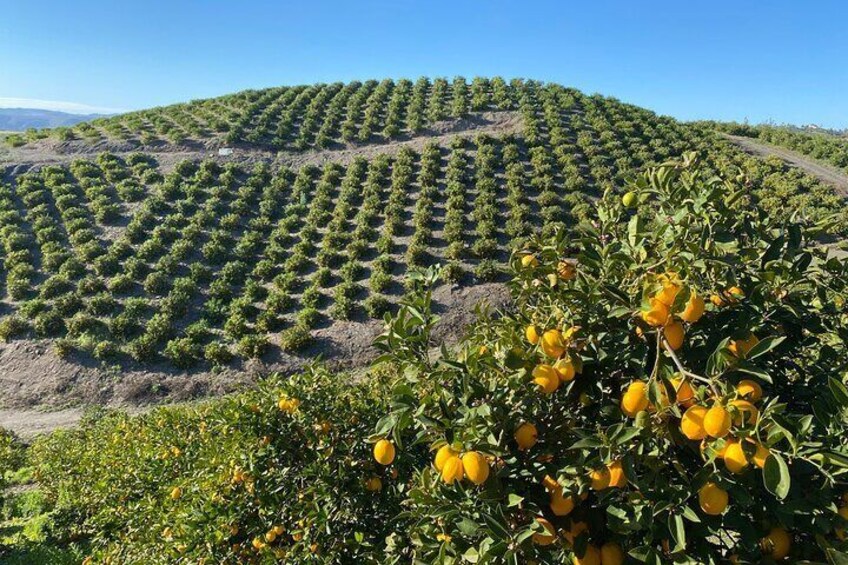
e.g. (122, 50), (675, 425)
(763, 452), (790, 499)
(734, 361), (773, 383)
(829, 376), (848, 407)
(507, 493), (524, 507)
(746, 336), (786, 360)
(570, 437), (603, 449)
(668, 513), (686, 551)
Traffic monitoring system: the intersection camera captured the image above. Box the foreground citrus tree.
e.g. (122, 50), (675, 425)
(371, 153), (848, 563)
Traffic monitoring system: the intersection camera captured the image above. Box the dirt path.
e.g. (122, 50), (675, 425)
(723, 134), (848, 196)
(0, 408), (85, 439)
(1, 111), (523, 176)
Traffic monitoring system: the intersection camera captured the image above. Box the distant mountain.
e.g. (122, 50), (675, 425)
(0, 108), (108, 131)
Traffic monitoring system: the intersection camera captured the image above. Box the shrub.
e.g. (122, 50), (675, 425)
(364, 294), (391, 318)
(204, 342), (233, 367)
(236, 334), (269, 359)
(164, 337), (202, 368)
(280, 323), (312, 352)
(0, 315), (29, 341)
(33, 310), (64, 337)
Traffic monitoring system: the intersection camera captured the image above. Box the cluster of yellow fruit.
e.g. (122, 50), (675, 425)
(525, 324), (581, 394)
(623, 275), (794, 560)
(639, 272), (705, 350)
(432, 445), (490, 485)
(531, 515), (625, 565)
(250, 524), (287, 554)
(277, 395), (301, 413)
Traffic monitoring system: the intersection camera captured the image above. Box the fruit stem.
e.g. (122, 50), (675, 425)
(660, 336), (720, 397)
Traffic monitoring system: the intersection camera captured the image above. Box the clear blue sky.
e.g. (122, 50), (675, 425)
(1, 0), (846, 128)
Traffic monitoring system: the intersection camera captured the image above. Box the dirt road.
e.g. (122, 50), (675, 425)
(723, 134), (848, 196)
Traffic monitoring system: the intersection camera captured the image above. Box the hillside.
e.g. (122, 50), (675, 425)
(0, 109), (107, 133)
(0, 78), (846, 411)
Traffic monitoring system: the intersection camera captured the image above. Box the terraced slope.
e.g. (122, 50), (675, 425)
(0, 79), (845, 409)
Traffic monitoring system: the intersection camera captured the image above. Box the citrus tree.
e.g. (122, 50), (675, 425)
(370, 153), (848, 563)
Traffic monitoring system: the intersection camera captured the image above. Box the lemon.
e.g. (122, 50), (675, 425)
(373, 439), (396, 465)
(515, 423), (538, 450)
(434, 445), (458, 471)
(461, 451), (490, 485)
(679, 292), (705, 323)
(699, 482), (728, 515)
(532, 517), (557, 546)
(723, 441), (749, 474)
(620, 381), (649, 417)
(681, 405), (708, 440)
(541, 329), (566, 358)
(441, 456), (464, 484)
(704, 405), (731, 438)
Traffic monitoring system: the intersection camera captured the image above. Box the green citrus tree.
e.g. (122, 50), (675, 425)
(371, 152), (848, 563)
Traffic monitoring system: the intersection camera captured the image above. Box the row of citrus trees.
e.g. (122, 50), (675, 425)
(16, 154), (848, 563)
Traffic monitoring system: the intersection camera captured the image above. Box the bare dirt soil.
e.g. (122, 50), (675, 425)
(723, 134), (848, 196)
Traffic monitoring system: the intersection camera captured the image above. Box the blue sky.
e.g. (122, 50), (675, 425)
(1, 0), (846, 127)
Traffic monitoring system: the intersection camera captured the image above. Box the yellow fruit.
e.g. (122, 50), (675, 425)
(730, 399), (759, 426)
(642, 298), (670, 327)
(704, 405), (731, 438)
(278, 396), (300, 413)
(723, 441), (749, 474)
(521, 254), (539, 269)
(526, 325), (541, 345)
(273, 525), (284, 536)
(532, 517), (557, 546)
(541, 329), (566, 358)
(622, 191), (638, 208)
(607, 460), (626, 488)
(698, 482), (728, 515)
(461, 452), (490, 485)
(265, 529), (278, 543)
(563, 521), (588, 546)
(542, 474), (560, 492)
(553, 358), (576, 382)
(515, 423), (538, 450)
(589, 467), (611, 490)
(252, 537), (266, 550)
(752, 441), (771, 468)
(550, 489), (575, 516)
(725, 286), (745, 303)
(620, 381), (649, 417)
(170, 487), (182, 500)
(373, 439), (396, 465)
(533, 364), (561, 394)
(839, 506), (848, 520)
(761, 527), (791, 560)
(574, 544), (601, 565)
(710, 294), (724, 307)
(729, 334), (759, 358)
(670, 376), (695, 407)
(736, 379), (763, 401)
(365, 476), (382, 491)
(434, 445), (459, 471)
(655, 278), (681, 307)
(441, 456), (464, 484)
(600, 542), (625, 565)
(680, 292), (706, 323)
(558, 260), (577, 281)
(663, 320), (684, 350)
